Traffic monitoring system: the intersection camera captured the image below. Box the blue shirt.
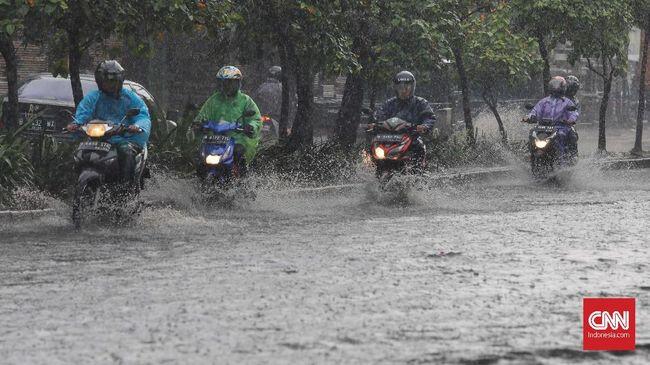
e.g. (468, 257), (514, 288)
(74, 87), (151, 148)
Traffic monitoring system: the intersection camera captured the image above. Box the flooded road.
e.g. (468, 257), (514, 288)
(1, 164), (649, 364)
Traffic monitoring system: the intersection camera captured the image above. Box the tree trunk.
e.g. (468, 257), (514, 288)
(68, 29), (84, 107)
(452, 45), (474, 145)
(334, 72), (364, 146)
(0, 35), (19, 131)
(288, 56), (314, 150)
(368, 83), (377, 110)
(334, 20), (370, 146)
(598, 74), (613, 152)
(633, 31), (648, 153)
(482, 90), (506, 143)
(536, 32), (550, 96)
(278, 42), (293, 141)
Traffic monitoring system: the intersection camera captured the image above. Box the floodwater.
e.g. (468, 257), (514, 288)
(1, 162), (649, 364)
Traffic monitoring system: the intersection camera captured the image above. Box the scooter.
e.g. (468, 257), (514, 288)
(366, 117), (426, 183)
(522, 104), (577, 180)
(70, 108), (148, 228)
(195, 110), (256, 189)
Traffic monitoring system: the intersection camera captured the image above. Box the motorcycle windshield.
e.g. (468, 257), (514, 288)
(203, 121), (239, 134)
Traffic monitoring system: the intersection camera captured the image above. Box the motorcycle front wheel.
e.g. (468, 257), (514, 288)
(72, 181), (100, 229)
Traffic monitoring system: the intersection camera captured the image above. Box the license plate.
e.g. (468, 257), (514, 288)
(205, 135), (230, 143)
(19, 117), (57, 132)
(79, 141), (111, 152)
(373, 134), (402, 143)
(535, 126), (555, 132)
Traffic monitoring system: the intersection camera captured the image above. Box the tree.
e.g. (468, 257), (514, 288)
(424, 0), (500, 146)
(333, 0), (371, 147)
(567, 0), (633, 152)
(40, 1), (122, 106)
(332, 0), (442, 146)
(0, 0), (67, 130)
(510, 0), (570, 96)
(465, 3), (540, 142)
(632, 0), (650, 154)
(239, 1), (355, 150)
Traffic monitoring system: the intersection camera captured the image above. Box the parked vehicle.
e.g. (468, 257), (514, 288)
(0, 73), (166, 141)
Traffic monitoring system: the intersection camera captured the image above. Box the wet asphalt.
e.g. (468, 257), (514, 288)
(1, 163), (649, 364)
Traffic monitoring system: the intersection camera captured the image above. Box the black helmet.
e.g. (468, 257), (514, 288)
(95, 60), (125, 98)
(548, 76), (567, 97)
(393, 70), (416, 101)
(565, 75), (580, 98)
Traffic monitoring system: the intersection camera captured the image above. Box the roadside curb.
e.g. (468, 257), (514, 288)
(0, 208), (55, 221)
(598, 158), (650, 170)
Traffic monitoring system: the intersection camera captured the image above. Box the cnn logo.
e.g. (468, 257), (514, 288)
(588, 310), (629, 330)
(583, 297), (635, 351)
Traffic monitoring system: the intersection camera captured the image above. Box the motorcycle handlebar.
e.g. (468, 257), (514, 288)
(63, 124), (142, 136)
(366, 122), (419, 133)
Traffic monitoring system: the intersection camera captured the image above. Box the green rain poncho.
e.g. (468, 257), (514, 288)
(194, 90), (262, 163)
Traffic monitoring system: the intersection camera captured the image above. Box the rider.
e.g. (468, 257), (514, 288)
(252, 66), (283, 143)
(373, 70), (436, 169)
(523, 76), (578, 163)
(194, 65), (262, 176)
(67, 60), (151, 187)
(565, 75), (581, 158)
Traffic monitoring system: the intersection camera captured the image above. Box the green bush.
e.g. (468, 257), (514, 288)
(0, 131), (34, 208)
(252, 141), (361, 184)
(427, 130), (526, 169)
(148, 105), (200, 175)
(31, 136), (77, 199)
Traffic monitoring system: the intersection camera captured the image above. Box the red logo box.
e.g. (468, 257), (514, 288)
(583, 297), (635, 351)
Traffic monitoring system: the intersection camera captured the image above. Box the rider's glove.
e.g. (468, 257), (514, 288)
(521, 116), (530, 123)
(126, 125), (142, 134)
(66, 123), (79, 132)
(416, 125), (430, 134)
(243, 123), (254, 138)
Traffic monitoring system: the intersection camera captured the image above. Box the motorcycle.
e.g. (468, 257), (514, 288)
(365, 116), (426, 183)
(259, 114), (279, 147)
(195, 110), (256, 188)
(522, 104), (577, 179)
(70, 108), (148, 229)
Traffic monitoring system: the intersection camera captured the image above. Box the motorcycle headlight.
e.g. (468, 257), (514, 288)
(85, 124), (108, 137)
(534, 139), (549, 149)
(205, 154), (222, 165)
(374, 146), (385, 160)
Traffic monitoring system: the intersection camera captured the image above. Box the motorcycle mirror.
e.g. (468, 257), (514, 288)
(126, 108), (140, 118)
(524, 103), (534, 111)
(242, 109), (256, 118)
(165, 120), (178, 132)
(361, 107), (373, 116)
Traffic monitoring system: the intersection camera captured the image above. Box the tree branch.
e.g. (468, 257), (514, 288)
(586, 57), (604, 78)
(460, 4), (491, 22)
